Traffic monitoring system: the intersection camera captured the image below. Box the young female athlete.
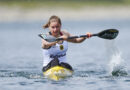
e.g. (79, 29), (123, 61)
(41, 15), (92, 72)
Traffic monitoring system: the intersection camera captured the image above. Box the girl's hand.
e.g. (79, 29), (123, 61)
(49, 41), (57, 46)
(86, 32), (92, 38)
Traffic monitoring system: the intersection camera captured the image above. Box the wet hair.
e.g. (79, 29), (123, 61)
(43, 15), (62, 29)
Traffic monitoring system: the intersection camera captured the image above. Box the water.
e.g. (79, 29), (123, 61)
(0, 19), (130, 90)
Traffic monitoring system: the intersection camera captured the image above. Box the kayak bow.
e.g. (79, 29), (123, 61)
(43, 66), (73, 81)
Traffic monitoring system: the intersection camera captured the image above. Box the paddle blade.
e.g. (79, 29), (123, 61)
(38, 34), (57, 42)
(97, 29), (119, 39)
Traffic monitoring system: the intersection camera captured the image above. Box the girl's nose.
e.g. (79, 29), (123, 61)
(54, 27), (58, 31)
(53, 28), (57, 31)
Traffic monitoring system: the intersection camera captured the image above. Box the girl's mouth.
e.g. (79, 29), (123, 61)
(52, 31), (59, 36)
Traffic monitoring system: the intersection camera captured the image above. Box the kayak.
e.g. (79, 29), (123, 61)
(43, 65), (73, 81)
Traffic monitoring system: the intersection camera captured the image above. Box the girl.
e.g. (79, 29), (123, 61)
(41, 15), (91, 72)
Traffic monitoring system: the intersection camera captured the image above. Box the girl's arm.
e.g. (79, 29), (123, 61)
(41, 39), (57, 49)
(61, 30), (91, 43)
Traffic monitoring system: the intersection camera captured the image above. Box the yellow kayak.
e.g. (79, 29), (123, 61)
(43, 66), (73, 81)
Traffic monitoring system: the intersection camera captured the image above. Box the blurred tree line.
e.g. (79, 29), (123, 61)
(0, 0), (129, 8)
(0, 0), (128, 2)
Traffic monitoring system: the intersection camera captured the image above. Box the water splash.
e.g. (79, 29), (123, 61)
(105, 40), (127, 76)
(109, 52), (127, 76)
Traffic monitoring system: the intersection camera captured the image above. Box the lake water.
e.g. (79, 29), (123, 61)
(0, 19), (130, 90)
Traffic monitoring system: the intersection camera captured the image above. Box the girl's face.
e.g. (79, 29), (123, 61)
(49, 21), (61, 37)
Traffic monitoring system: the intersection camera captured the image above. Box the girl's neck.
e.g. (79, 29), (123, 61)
(49, 32), (63, 37)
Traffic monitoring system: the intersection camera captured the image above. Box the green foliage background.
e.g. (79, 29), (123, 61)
(0, 0), (130, 9)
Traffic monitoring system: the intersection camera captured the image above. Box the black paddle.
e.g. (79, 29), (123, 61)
(38, 29), (119, 42)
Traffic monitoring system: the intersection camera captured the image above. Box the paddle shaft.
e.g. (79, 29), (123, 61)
(56, 34), (98, 41)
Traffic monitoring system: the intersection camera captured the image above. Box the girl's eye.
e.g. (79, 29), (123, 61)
(51, 26), (55, 28)
(56, 26), (59, 28)
(51, 26), (59, 29)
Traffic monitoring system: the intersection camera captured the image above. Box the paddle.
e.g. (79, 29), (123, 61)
(38, 29), (119, 42)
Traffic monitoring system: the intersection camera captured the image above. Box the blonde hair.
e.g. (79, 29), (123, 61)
(43, 15), (62, 29)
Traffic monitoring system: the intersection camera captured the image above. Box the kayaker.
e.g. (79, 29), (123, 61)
(41, 15), (92, 72)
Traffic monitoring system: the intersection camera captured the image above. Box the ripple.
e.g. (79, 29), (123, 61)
(74, 69), (107, 78)
(125, 80), (130, 82)
(0, 69), (43, 79)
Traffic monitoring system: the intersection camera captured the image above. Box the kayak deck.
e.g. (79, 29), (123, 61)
(43, 66), (73, 81)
